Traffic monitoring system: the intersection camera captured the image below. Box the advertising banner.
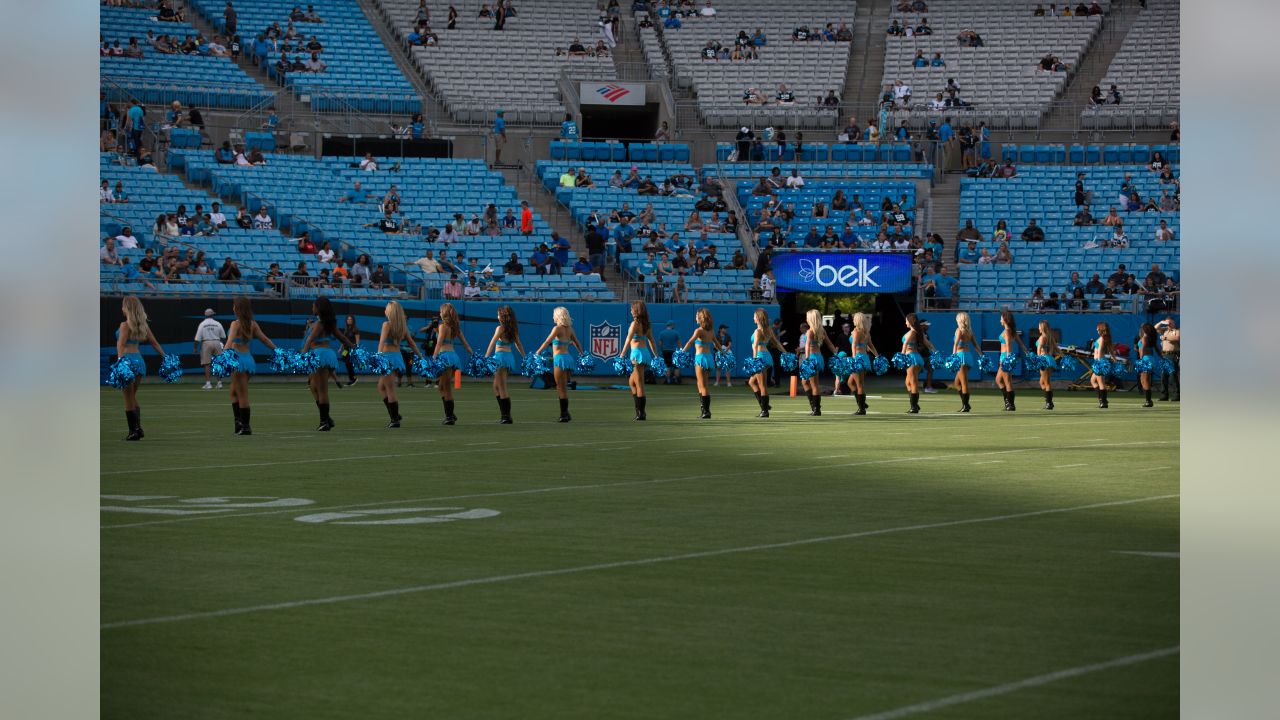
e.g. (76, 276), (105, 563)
(771, 252), (913, 293)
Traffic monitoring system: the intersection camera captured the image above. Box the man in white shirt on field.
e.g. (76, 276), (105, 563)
(194, 308), (227, 389)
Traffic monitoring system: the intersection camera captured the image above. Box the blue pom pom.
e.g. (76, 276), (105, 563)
(850, 354), (870, 373)
(348, 347), (374, 373)
(999, 353), (1021, 373)
(465, 354), (496, 377)
(159, 354), (183, 383)
(608, 355), (632, 376)
(521, 352), (549, 377)
(741, 355), (766, 375)
(715, 349), (735, 372)
(779, 352), (798, 371)
(413, 355), (443, 379)
(798, 355), (822, 380)
(1134, 355), (1158, 374)
(830, 354), (854, 378)
(671, 349), (693, 370)
(943, 353), (962, 372)
(269, 348), (293, 374)
(291, 351), (320, 375)
(576, 353), (598, 374)
(211, 351), (241, 378)
(872, 356), (890, 375)
(929, 353), (949, 370)
(105, 357), (138, 388)
(891, 352), (912, 370)
(976, 355), (995, 374)
(1161, 357), (1176, 375)
(1090, 358), (1112, 376)
(1056, 355), (1081, 373)
(649, 356), (668, 376)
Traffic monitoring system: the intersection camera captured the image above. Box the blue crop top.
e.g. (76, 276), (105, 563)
(902, 332), (916, 349)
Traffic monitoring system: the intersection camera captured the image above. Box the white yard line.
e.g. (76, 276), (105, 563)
(1139, 466), (1172, 472)
(1053, 463), (1090, 469)
(101, 440), (1179, 531)
(101, 494), (1179, 630)
(845, 647), (1180, 720)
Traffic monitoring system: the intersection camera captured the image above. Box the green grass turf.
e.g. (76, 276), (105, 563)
(101, 379), (1179, 719)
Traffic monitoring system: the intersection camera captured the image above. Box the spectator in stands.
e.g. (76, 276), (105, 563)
(775, 85), (796, 105)
(1064, 271), (1084, 296)
(217, 258), (241, 282)
(1107, 223), (1129, 248)
(1088, 86), (1104, 107)
(295, 232), (317, 255)
(252, 207), (273, 230)
(956, 219), (982, 243)
(992, 219), (1009, 244)
(994, 242), (1013, 264)
(1082, 273), (1104, 295)
(1155, 219), (1176, 242)
(957, 240), (979, 264)
(1125, 191), (1143, 212)
(100, 237), (121, 265)
(887, 19), (903, 37)
(1027, 288), (1046, 311)
(734, 126), (754, 161)
(441, 274), (463, 299)
(999, 160), (1017, 178)
(864, 120), (880, 143)
(786, 169), (805, 189)
(912, 50), (928, 68)
(1073, 205), (1095, 226)
(350, 255), (372, 285)
(930, 52), (945, 67)
(1100, 206), (1122, 226)
(1068, 287), (1089, 310)
(1021, 220), (1045, 242)
(1088, 2), (1103, 15)
(208, 203), (227, 228)
(956, 29), (982, 47)
(530, 244), (551, 275)
(1034, 4), (1046, 15)
(412, 250), (444, 275)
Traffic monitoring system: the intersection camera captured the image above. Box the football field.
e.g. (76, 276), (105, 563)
(101, 380), (1179, 719)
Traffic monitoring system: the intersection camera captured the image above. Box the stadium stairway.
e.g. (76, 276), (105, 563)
(845, 0), (892, 110)
(1042, 3), (1142, 134)
(611, 12), (647, 76)
(179, 4), (313, 129)
(354, 0), (449, 128)
(929, 174), (962, 274)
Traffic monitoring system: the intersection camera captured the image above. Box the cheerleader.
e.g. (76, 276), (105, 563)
(487, 304), (528, 424)
(952, 311), (981, 413)
(114, 296), (168, 441)
(434, 303), (474, 425)
(747, 308), (784, 417)
(801, 309), (838, 416)
(681, 308), (723, 419)
(534, 306), (583, 422)
(340, 314), (360, 385)
(1036, 320), (1060, 410)
(1136, 322), (1159, 407)
(995, 309), (1029, 411)
(377, 301), (424, 428)
(224, 296), (279, 435)
(300, 296), (353, 431)
(846, 312), (879, 415)
(1091, 321), (1114, 408)
(901, 313), (934, 414)
(620, 300), (658, 421)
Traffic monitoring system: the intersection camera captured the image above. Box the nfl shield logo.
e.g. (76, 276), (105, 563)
(590, 321), (621, 358)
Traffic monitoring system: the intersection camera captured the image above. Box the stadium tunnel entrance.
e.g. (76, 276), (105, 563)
(778, 291), (907, 354)
(581, 103), (660, 143)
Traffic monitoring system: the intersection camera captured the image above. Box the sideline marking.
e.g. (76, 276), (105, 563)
(667, 449), (704, 454)
(1053, 463), (1089, 469)
(1139, 466), (1172, 472)
(295, 507), (500, 526)
(845, 646), (1179, 720)
(100, 429), (779, 476)
(101, 494), (1178, 629)
(972, 460), (1004, 465)
(102, 440), (1180, 530)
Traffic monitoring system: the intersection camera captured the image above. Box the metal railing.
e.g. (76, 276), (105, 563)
(916, 291), (1179, 315)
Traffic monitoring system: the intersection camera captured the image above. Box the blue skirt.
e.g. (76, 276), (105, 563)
(954, 349), (979, 368)
(379, 351), (406, 374)
(122, 352), (146, 377)
(437, 350), (460, 369)
(629, 346), (653, 366)
(553, 353), (574, 371)
(903, 351), (924, 369)
(852, 352), (872, 373)
(694, 352), (714, 370)
(493, 350), (517, 372)
(806, 354), (826, 372)
(235, 350), (257, 375)
(313, 347), (339, 371)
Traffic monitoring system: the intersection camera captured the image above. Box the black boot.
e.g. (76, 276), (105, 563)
(1143, 388), (1153, 407)
(134, 406), (144, 438)
(317, 402), (334, 430)
(959, 392), (971, 413)
(635, 395), (647, 421)
(558, 397), (570, 423)
(496, 397), (512, 424)
(387, 400), (402, 427)
(854, 393), (866, 415)
(442, 399), (456, 425)
(907, 393), (920, 414)
(1098, 390), (1109, 409)
(757, 392), (770, 418)
(1007, 390), (1017, 412)
(811, 393), (822, 416)
(1044, 390), (1054, 410)
(1001, 389), (1012, 410)
(233, 403), (244, 434)
(124, 410), (142, 441)
(239, 406), (252, 435)
(699, 394), (711, 419)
